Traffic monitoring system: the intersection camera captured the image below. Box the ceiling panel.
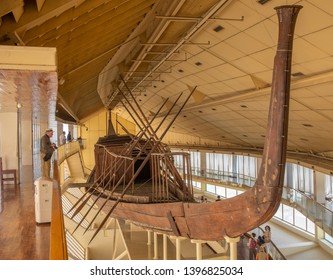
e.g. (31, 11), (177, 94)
(226, 32), (268, 55)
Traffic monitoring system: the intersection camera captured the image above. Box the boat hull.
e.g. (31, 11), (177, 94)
(99, 186), (276, 240)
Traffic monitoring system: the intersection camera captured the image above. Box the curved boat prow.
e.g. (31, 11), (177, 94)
(250, 4), (303, 228)
(180, 5), (303, 240)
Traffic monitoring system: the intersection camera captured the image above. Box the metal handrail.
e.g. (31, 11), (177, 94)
(257, 226), (287, 260)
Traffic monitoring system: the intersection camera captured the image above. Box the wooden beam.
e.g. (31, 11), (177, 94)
(167, 211), (180, 236)
(12, 6), (24, 23)
(0, 0), (24, 17)
(36, 0), (46, 12)
(22, 0), (126, 42)
(49, 163), (68, 260)
(25, 1), (152, 47)
(0, 0), (86, 37)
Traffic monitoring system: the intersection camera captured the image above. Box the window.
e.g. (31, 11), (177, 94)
(206, 184), (216, 194)
(226, 188), (237, 198)
(324, 232), (333, 244)
(294, 208), (306, 229)
(307, 219), (315, 234)
(192, 181), (201, 190)
(324, 174), (333, 201)
(275, 204), (283, 219)
(282, 204), (294, 224)
(291, 164), (314, 195)
(189, 151), (200, 174)
(206, 153), (234, 176)
(216, 186), (226, 198)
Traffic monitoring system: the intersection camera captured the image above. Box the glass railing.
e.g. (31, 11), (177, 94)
(177, 165), (333, 237)
(57, 140), (81, 165)
(187, 167), (256, 188)
(282, 188), (333, 236)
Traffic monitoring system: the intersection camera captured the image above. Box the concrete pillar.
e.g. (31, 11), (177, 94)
(225, 236), (240, 260)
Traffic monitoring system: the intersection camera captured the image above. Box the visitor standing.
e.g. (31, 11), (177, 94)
(59, 131), (66, 145)
(263, 225), (272, 256)
(67, 131), (72, 142)
(247, 232), (258, 260)
(256, 246), (269, 260)
(40, 128), (57, 178)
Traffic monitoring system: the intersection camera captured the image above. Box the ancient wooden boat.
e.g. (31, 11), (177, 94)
(69, 5), (302, 242)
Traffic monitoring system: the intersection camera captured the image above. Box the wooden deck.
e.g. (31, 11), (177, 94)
(0, 165), (50, 260)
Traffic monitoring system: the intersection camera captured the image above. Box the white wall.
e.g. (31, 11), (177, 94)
(0, 112), (33, 169)
(0, 112), (18, 169)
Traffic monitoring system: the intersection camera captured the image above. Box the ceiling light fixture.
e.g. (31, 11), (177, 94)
(291, 72), (304, 77)
(257, 0), (271, 5)
(213, 25), (224, 32)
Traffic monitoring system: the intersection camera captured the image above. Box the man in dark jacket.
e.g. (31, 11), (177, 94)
(40, 128), (56, 178)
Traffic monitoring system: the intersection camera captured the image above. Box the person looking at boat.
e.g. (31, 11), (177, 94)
(67, 131), (72, 142)
(263, 225), (272, 256)
(256, 246), (269, 260)
(247, 232), (258, 260)
(59, 131), (66, 145)
(40, 128), (57, 178)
